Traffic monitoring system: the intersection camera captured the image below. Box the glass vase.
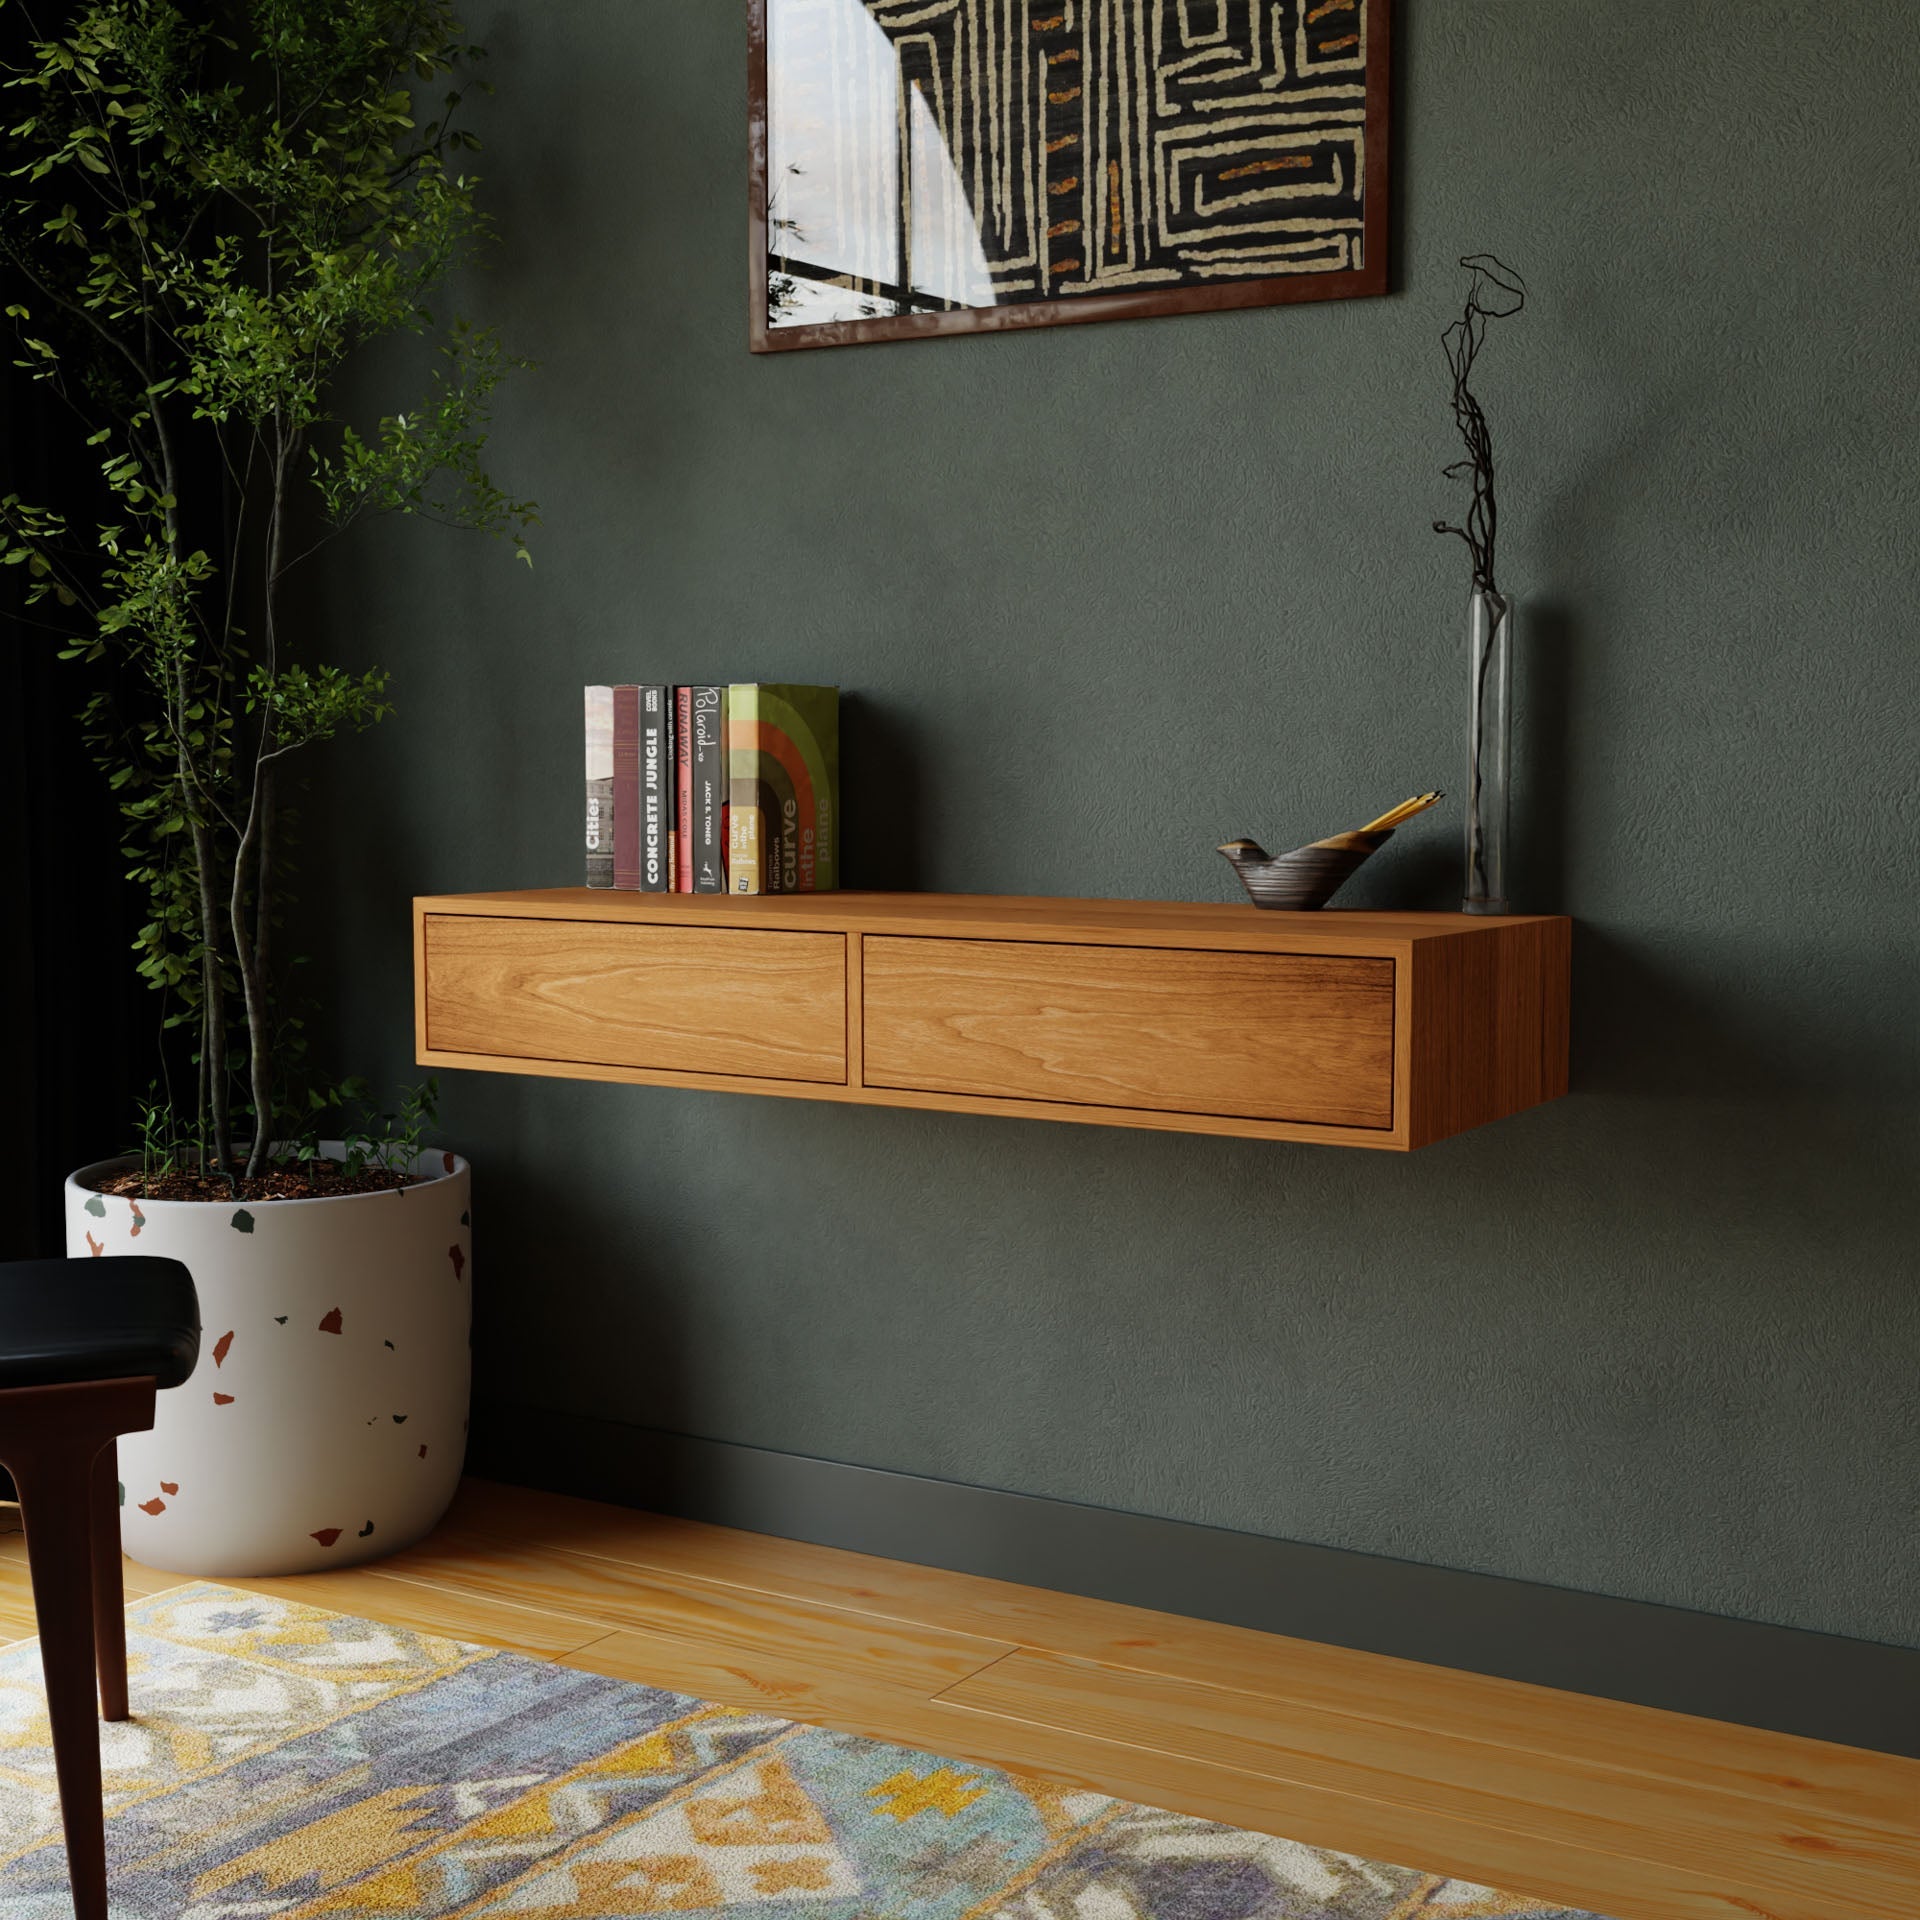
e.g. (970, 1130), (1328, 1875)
(1463, 587), (1513, 915)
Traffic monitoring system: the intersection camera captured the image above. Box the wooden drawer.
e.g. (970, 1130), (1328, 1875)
(862, 937), (1394, 1129)
(422, 915), (847, 1084)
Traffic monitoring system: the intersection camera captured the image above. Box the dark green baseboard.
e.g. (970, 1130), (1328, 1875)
(468, 1401), (1919, 1758)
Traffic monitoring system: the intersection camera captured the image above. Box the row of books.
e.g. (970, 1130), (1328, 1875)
(583, 684), (839, 894)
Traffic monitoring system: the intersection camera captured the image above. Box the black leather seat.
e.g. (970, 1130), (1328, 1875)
(0, 1255), (199, 1920)
(0, 1257), (200, 1391)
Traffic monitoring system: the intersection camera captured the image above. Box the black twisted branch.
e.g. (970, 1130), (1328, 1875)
(1432, 253), (1526, 602)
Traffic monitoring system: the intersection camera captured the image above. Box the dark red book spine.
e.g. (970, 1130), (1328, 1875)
(675, 686), (694, 892)
(612, 685), (640, 890)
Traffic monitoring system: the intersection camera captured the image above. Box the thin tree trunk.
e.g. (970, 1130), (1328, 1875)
(233, 435), (291, 1178)
(255, 764), (273, 997)
(151, 389), (229, 1172)
(254, 762), (274, 1155)
(178, 625), (230, 1167)
(230, 815), (272, 1177)
(231, 758), (276, 1177)
(195, 1011), (208, 1178)
(189, 813), (230, 1167)
(230, 683), (273, 1176)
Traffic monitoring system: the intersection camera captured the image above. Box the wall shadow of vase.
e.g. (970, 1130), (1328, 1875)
(839, 693), (925, 891)
(1510, 594), (1576, 917)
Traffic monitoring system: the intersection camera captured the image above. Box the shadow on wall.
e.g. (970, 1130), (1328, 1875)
(465, 1129), (698, 1430)
(840, 693), (927, 891)
(1572, 928), (1910, 1106)
(1343, 588), (1909, 1124)
(1513, 596), (1577, 916)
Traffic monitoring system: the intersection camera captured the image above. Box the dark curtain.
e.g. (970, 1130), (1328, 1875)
(0, 348), (151, 1258)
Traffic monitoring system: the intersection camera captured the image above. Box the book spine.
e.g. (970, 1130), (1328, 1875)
(611, 685), (640, 890)
(692, 686), (726, 893)
(727, 683), (762, 894)
(788, 685), (836, 892)
(669, 688), (680, 892)
(762, 700), (783, 892)
(750, 684), (837, 894)
(584, 686), (614, 888)
(812, 686), (839, 893)
(674, 687), (694, 892)
(640, 685), (669, 891)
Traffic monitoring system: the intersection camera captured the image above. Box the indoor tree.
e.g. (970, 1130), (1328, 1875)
(0, 0), (533, 1181)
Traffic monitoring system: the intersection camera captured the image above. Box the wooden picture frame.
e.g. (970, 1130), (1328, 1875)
(749, 0), (1390, 354)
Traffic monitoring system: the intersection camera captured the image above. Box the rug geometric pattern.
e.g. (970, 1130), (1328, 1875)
(0, 1585), (1613, 1918)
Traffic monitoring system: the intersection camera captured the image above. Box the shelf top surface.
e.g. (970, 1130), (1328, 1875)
(417, 889), (1567, 950)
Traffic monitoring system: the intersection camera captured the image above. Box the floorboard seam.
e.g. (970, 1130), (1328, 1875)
(933, 1645), (1025, 1697)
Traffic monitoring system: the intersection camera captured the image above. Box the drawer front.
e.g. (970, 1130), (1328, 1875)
(424, 916), (847, 1084)
(863, 937), (1394, 1128)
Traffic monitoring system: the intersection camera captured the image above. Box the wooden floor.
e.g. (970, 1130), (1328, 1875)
(2, 1481), (1915, 1920)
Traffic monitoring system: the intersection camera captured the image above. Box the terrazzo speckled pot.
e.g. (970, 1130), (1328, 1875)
(63, 1145), (471, 1577)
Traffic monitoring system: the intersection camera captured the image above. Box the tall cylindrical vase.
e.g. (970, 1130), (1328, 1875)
(1464, 586), (1513, 915)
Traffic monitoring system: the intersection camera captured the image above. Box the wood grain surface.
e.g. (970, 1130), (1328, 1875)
(940, 1650), (1919, 1918)
(416, 888), (1560, 953)
(862, 937), (1396, 1128)
(413, 891), (1572, 1149)
(428, 1481), (1917, 1836)
(405, 1043), (1420, 1150)
(1406, 917), (1572, 1147)
(422, 913), (847, 1084)
(2, 1482), (1910, 1920)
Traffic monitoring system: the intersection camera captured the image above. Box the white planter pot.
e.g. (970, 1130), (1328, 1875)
(63, 1146), (471, 1576)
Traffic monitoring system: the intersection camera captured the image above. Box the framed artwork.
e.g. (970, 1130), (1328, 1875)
(748, 0), (1389, 353)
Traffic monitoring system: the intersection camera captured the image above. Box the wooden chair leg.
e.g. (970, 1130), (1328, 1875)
(0, 1377), (156, 1920)
(12, 1438), (108, 1920)
(90, 1439), (128, 1722)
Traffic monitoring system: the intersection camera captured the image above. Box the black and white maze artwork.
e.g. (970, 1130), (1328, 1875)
(766, 0), (1374, 327)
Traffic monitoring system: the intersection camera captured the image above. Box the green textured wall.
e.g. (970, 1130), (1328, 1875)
(311, 1), (1920, 1646)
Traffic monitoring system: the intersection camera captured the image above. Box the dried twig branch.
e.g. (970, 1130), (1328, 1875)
(1433, 253), (1526, 602)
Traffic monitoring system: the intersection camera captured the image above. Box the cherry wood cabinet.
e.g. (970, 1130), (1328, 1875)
(414, 891), (1570, 1150)
(422, 915), (847, 1085)
(862, 938), (1395, 1130)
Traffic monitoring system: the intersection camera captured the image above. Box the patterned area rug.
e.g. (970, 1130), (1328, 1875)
(0, 1584), (1610, 1918)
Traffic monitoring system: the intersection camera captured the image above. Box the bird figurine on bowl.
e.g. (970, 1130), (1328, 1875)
(1219, 792), (1444, 910)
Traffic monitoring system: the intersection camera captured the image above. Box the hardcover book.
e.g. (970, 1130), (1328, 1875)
(727, 684), (839, 894)
(612, 685), (641, 890)
(691, 686), (727, 893)
(674, 687), (694, 892)
(640, 684), (669, 892)
(671, 689), (681, 890)
(584, 686), (614, 889)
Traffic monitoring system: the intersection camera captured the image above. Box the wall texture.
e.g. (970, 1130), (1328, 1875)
(310, 1), (1919, 1647)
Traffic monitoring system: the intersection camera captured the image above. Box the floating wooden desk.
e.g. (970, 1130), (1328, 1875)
(414, 891), (1570, 1150)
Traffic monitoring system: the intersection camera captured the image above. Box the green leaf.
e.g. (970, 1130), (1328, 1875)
(6, 0), (535, 1152)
